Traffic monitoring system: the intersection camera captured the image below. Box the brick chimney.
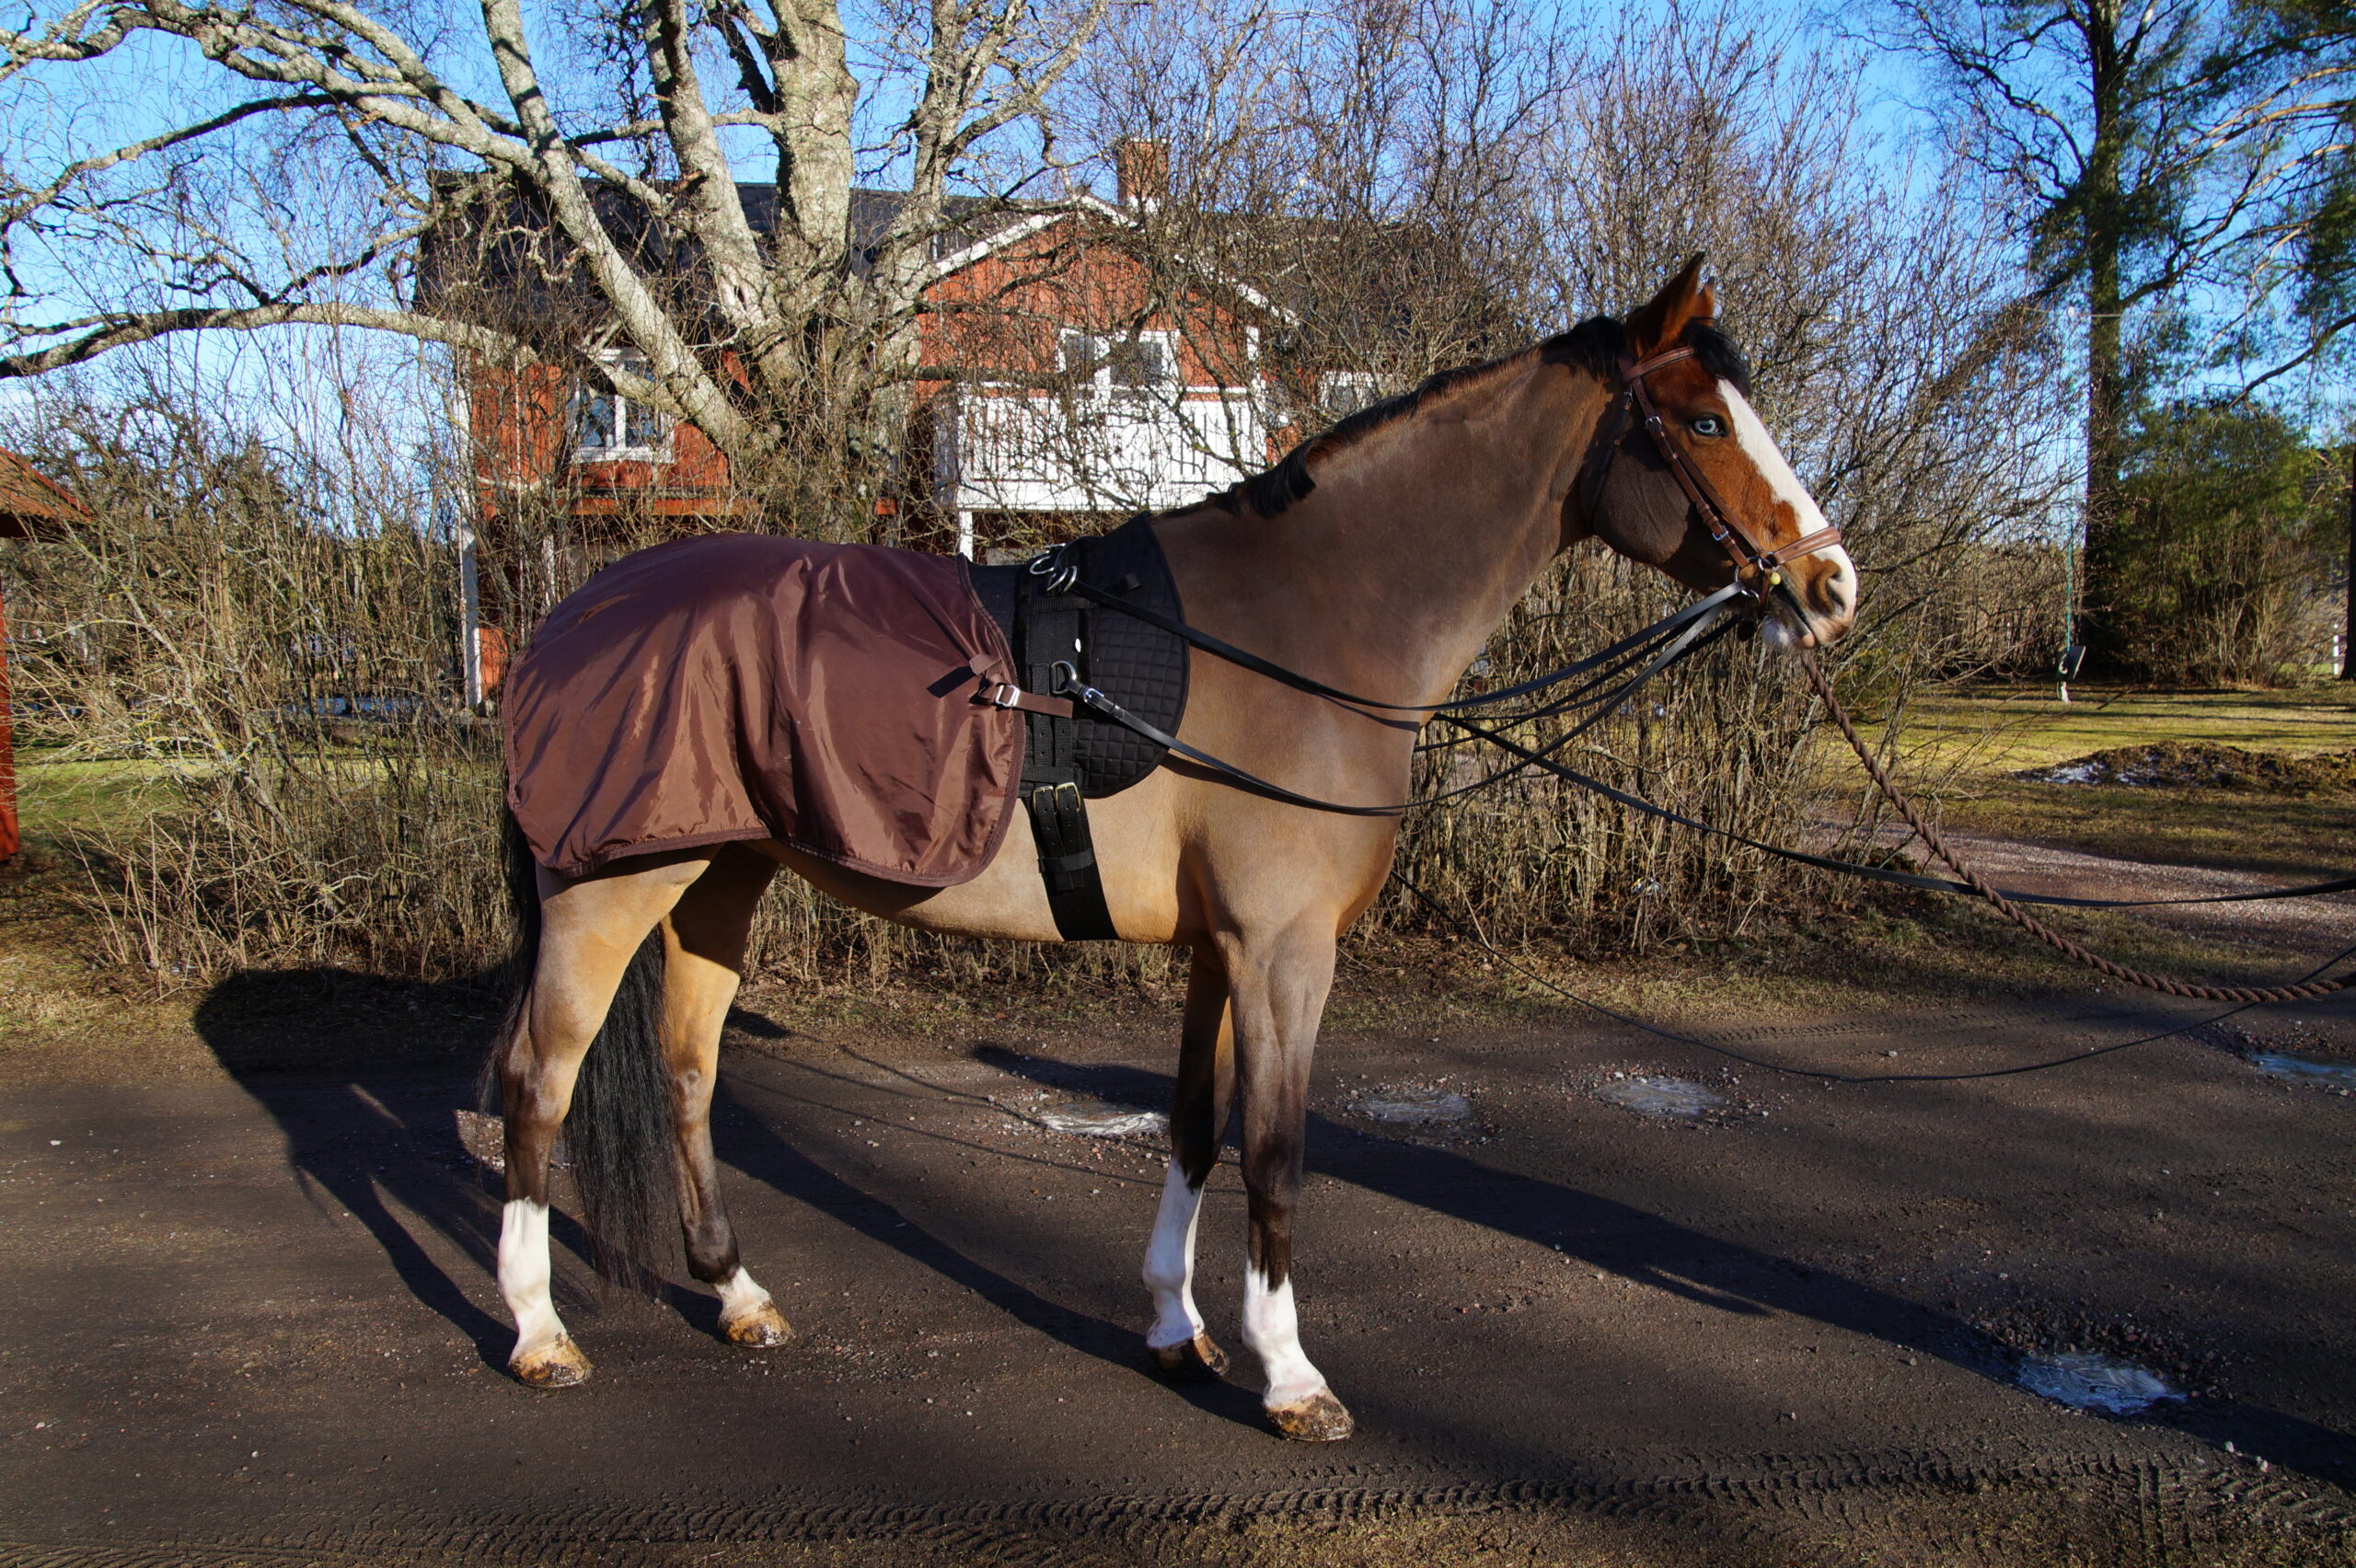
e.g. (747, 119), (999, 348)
(1113, 137), (1170, 211)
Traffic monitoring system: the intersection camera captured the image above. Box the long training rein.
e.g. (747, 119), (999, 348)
(1018, 346), (2356, 1020)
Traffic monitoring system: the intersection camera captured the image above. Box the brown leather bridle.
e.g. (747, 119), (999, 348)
(1582, 339), (1844, 603)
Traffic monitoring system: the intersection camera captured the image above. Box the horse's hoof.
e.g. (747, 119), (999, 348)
(722, 1302), (793, 1348)
(1266, 1388), (1354, 1442)
(511, 1335), (593, 1389)
(1149, 1332), (1230, 1381)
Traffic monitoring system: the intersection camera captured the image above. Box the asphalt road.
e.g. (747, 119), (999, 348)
(5, 953), (2356, 1565)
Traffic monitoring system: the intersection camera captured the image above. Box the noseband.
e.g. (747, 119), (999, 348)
(1580, 341), (1844, 599)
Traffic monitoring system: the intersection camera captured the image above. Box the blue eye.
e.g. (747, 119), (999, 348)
(1690, 415), (1727, 438)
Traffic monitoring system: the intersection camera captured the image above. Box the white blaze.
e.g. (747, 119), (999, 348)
(1719, 381), (1856, 646)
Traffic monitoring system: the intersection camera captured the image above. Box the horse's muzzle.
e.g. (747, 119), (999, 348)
(1762, 546), (1857, 651)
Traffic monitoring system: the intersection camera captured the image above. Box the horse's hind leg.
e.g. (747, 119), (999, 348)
(662, 846), (790, 1348)
(497, 856), (704, 1388)
(1144, 941), (1235, 1379)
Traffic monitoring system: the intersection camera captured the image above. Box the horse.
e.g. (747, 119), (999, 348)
(486, 256), (1858, 1442)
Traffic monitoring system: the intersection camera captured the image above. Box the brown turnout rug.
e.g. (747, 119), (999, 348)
(502, 535), (1022, 884)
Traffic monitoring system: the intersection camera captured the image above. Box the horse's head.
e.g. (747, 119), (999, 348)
(1576, 257), (1856, 651)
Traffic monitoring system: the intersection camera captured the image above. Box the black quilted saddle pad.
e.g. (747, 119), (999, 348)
(966, 514), (1190, 799)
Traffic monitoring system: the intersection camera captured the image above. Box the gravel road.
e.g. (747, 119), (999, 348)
(3, 832), (2355, 1565)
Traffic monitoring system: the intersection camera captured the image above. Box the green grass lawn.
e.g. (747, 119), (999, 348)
(11, 750), (184, 845)
(1896, 682), (2356, 872)
(1904, 683), (2356, 774)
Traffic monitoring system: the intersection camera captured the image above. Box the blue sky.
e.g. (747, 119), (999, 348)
(0, 0), (2015, 471)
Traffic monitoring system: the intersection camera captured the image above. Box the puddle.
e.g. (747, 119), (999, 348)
(1033, 1102), (1168, 1138)
(1594, 1075), (1726, 1119)
(1355, 1087), (1473, 1125)
(2016, 1352), (2178, 1414)
(2248, 1050), (2356, 1089)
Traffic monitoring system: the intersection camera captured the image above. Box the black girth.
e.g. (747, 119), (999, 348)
(969, 514), (1191, 941)
(1011, 564), (1118, 940)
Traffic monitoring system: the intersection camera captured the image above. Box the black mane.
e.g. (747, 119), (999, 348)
(1218, 315), (1752, 519)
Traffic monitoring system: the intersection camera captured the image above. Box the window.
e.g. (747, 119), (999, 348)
(1060, 330), (1176, 400)
(571, 352), (671, 459)
(1319, 371), (1381, 418)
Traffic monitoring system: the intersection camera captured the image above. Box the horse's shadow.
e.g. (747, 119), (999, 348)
(189, 973), (2356, 1486)
(191, 967), (520, 1367)
(700, 1068), (1271, 1428)
(967, 1046), (2356, 1488)
(189, 967), (738, 1366)
(187, 970), (1184, 1404)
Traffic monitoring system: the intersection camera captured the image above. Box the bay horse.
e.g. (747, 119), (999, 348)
(488, 257), (1857, 1441)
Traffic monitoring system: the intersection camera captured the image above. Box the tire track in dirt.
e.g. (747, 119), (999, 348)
(5, 1451), (2350, 1568)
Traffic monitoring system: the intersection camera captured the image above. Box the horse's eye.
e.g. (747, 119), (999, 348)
(1690, 415), (1727, 438)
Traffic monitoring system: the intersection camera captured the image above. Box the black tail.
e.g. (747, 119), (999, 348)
(483, 811), (676, 1292)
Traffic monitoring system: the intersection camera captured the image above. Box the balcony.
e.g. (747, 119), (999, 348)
(931, 386), (1269, 542)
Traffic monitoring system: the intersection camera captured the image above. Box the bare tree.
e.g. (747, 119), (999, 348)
(1068, 0), (2079, 949)
(0, 0), (1109, 519)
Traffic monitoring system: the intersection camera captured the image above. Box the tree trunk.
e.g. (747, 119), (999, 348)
(2077, 1), (2131, 681)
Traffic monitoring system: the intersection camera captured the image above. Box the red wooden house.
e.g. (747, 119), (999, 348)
(447, 146), (1294, 691)
(0, 451), (90, 862)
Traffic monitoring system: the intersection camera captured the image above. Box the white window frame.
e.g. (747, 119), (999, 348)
(571, 350), (674, 462)
(1318, 371), (1381, 419)
(1059, 329), (1182, 400)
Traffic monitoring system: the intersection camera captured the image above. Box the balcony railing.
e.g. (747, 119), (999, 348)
(934, 387), (1269, 518)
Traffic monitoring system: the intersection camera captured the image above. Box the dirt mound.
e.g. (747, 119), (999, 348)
(2017, 742), (2356, 794)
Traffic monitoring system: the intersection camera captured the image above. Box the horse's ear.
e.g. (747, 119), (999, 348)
(1626, 254), (1713, 357)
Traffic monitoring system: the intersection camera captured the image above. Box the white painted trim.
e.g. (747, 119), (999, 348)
(922, 193), (1288, 321)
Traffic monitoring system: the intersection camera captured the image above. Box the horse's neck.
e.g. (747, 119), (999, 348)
(1183, 358), (1602, 706)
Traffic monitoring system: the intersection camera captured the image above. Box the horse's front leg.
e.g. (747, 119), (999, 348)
(1225, 922), (1353, 1441)
(1144, 941), (1235, 1379)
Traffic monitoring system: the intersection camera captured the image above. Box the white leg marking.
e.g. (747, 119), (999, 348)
(716, 1265), (773, 1321)
(498, 1198), (565, 1360)
(1142, 1161), (1207, 1351)
(1242, 1264), (1327, 1407)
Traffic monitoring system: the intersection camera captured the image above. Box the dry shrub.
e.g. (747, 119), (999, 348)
(1357, 9), (2074, 950)
(5, 374), (512, 983)
(3, 369), (1186, 994)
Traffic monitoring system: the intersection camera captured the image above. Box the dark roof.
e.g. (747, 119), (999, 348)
(416, 179), (1067, 322)
(0, 450), (88, 538)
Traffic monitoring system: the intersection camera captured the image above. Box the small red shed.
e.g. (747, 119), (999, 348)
(0, 452), (90, 861)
